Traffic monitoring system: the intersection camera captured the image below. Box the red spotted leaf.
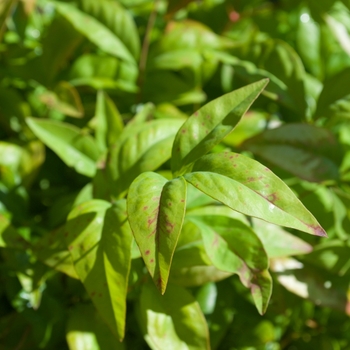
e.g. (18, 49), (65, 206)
(127, 172), (187, 294)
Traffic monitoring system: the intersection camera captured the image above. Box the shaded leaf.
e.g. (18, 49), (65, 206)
(185, 152), (327, 236)
(0, 214), (29, 250)
(127, 173), (187, 293)
(66, 304), (124, 350)
(170, 240), (232, 287)
(242, 123), (342, 182)
(252, 218), (313, 258)
(271, 258), (350, 314)
(315, 66), (350, 119)
(188, 215), (271, 314)
(115, 119), (183, 193)
(171, 79), (268, 176)
(139, 282), (210, 350)
(35, 226), (78, 279)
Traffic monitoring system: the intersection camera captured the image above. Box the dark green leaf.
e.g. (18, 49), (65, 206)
(243, 124), (342, 182)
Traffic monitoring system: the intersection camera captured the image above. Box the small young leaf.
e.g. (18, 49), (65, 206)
(127, 172), (187, 294)
(184, 152), (327, 236)
(64, 199), (133, 341)
(171, 79), (268, 176)
(26, 117), (99, 177)
(139, 282), (210, 350)
(95, 90), (124, 153)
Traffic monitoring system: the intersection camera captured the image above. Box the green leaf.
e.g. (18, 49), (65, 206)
(54, 2), (135, 64)
(64, 199), (133, 340)
(252, 219), (313, 258)
(296, 9), (322, 79)
(302, 240), (350, 276)
(217, 53), (297, 112)
(0, 214), (29, 249)
(188, 216), (271, 314)
(115, 119), (183, 193)
(66, 304), (125, 350)
(170, 240), (232, 287)
(185, 152), (327, 236)
(78, 0), (140, 59)
(139, 282), (210, 350)
(127, 172), (187, 293)
(35, 226), (78, 280)
(26, 117), (99, 177)
(242, 124), (342, 182)
(171, 79), (268, 176)
(315, 66), (350, 119)
(0, 140), (44, 189)
(95, 90), (124, 153)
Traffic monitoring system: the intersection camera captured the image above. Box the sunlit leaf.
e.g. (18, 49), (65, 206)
(139, 282), (210, 350)
(78, 0), (140, 58)
(26, 117), (99, 177)
(127, 172), (187, 293)
(64, 199), (133, 340)
(185, 152), (327, 236)
(171, 79), (268, 176)
(66, 304), (125, 350)
(54, 2), (135, 64)
(95, 90), (124, 153)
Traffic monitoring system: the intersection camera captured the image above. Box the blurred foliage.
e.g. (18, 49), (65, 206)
(1, 0), (350, 349)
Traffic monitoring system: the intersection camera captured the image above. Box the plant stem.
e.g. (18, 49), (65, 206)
(137, 0), (159, 103)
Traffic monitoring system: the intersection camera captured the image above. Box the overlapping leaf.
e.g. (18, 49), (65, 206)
(66, 304), (125, 350)
(115, 119), (184, 193)
(242, 123), (342, 182)
(252, 219), (313, 258)
(63, 199), (133, 340)
(188, 215), (271, 314)
(127, 173), (187, 293)
(78, 0), (140, 59)
(171, 79), (268, 176)
(26, 117), (99, 177)
(139, 282), (210, 350)
(184, 152), (327, 236)
(54, 2), (135, 64)
(95, 90), (124, 153)
(315, 66), (350, 119)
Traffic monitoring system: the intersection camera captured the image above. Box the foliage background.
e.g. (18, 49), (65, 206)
(0, 0), (350, 349)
